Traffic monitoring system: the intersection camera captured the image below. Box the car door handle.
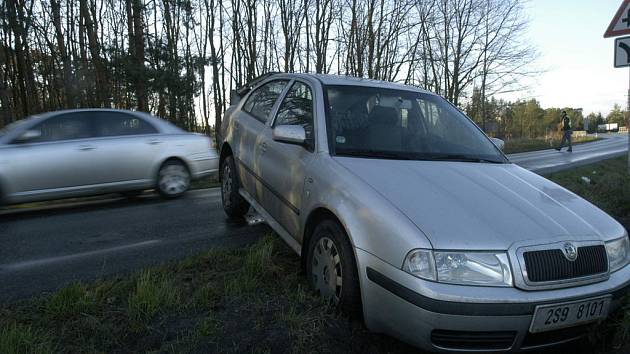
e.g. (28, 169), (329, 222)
(147, 139), (162, 145)
(78, 145), (96, 151)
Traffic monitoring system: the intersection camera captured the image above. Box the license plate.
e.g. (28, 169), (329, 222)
(529, 296), (611, 333)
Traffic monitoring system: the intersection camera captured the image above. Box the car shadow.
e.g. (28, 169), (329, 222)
(0, 192), (170, 221)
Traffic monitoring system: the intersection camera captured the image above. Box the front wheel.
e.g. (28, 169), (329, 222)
(220, 155), (249, 219)
(306, 219), (362, 317)
(157, 160), (191, 199)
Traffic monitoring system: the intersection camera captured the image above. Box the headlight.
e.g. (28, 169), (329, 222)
(402, 249), (513, 287)
(606, 236), (630, 273)
(435, 252), (513, 287)
(402, 249), (436, 281)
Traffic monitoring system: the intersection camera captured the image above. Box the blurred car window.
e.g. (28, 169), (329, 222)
(28, 113), (94, 143)
(0, 119), (28, 138)
(94, 112), (158, 137)
(242, 80), (289, 123)
(274, 81), (314, 141)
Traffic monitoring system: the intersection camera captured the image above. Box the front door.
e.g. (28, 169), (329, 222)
(257, 81), (315, 238)
(5, 112), (100, 200)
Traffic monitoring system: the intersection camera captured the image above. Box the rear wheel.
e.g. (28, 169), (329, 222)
(157, 160), (190, 199)
(306, 219), (362, 317)
(220, 155), (249, 219)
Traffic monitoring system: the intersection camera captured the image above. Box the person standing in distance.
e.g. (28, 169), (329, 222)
(555, 110), (572, 152)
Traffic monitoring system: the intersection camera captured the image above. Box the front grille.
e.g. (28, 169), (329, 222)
(431, 330), (516, 350)
(523, 245), (607, 283)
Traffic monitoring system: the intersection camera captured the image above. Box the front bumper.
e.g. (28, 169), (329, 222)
(187, 150), (219, 180)
(356, 248), (630, 352)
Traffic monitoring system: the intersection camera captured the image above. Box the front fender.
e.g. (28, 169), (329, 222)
(302, 155), (433, 269)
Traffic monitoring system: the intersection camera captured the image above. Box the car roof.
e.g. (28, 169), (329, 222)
(269, 73), (433, 94)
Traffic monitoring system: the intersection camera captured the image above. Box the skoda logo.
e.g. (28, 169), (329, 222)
(563, 242), (578, 261)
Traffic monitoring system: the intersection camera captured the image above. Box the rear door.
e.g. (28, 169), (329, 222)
(5, 112), (99, 199)
(91, 111), (162, 186)
(257, 81), (316, 237)
(235, 80), (289, 198)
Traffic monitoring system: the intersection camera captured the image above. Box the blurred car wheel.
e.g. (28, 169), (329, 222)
(157, 160), (190, 199)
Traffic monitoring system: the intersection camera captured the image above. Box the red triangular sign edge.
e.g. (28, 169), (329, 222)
(605, 0), (630, 38)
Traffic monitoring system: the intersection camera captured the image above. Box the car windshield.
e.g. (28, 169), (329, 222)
(0, 119), (27, 138)
(325, 85), (506, 163)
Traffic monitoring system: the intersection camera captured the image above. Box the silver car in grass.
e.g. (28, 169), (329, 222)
(0, 109), (218, 205)
(218, 73), (630, 352)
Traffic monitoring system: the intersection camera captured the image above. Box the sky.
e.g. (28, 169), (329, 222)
(504, 0), (630, 116)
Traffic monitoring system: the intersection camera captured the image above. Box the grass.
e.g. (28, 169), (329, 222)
(0, 324), (54, 354)
(1, 159), (630, 353)
(547, 156), (630, 350)
(0, 235), (359, 353)
(127, 270), (182, 326)
(503, 135), (600, 154)
(547, 156), (630, 223)
(43, 283), (95, 319)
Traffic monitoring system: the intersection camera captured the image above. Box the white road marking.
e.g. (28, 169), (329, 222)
(1, 240), (161, 271)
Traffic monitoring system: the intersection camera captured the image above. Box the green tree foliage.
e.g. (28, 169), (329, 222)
(606, 104), (627, 127)
(465, 92), (611, 139)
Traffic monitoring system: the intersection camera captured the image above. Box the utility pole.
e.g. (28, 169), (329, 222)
(627, 67), (630, 174)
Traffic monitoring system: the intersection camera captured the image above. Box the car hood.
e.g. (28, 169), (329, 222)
(334, 157), (623, 250)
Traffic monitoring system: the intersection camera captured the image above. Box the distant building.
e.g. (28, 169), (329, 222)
(597, 123), (619, 132)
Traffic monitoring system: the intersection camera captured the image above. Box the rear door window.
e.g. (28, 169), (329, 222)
(242, 80), (289, 123)
(94, 112), (158, 137)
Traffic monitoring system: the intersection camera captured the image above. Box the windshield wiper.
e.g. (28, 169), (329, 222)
(424, 154), (505, 164)
(335, 149), (412, 160)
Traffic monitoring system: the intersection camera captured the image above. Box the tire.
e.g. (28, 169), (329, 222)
(306, 219), (362, 317)
(220, 155), (249, 219)
(156, 160), (191, 199)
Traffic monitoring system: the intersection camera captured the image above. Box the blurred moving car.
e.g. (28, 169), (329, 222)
(218, 73), (629, 352)
(0, 109), (218, 204)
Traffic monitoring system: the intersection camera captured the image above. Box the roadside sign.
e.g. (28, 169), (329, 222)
(604, 0), (630, 38)
(615, 36), (630, 67)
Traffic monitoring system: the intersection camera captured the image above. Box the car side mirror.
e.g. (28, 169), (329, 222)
(16, 129), (42, 143)
(272, 125), (307, 145)
(490, 137), (505, 150)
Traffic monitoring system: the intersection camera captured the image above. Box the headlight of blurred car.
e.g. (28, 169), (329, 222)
(606, 235), (630, 273)
(403, 249), (513, 287)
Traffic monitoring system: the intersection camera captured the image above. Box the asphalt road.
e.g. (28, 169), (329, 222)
(508, 133), (628, 174)
(1, 134), (627, 302)
(0, 189), (269, 302)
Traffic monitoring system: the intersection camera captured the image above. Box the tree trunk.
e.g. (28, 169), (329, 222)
(132, 0), (147, 111)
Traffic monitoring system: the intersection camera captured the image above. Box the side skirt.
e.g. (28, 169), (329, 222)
(239, 188), (302, 256)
